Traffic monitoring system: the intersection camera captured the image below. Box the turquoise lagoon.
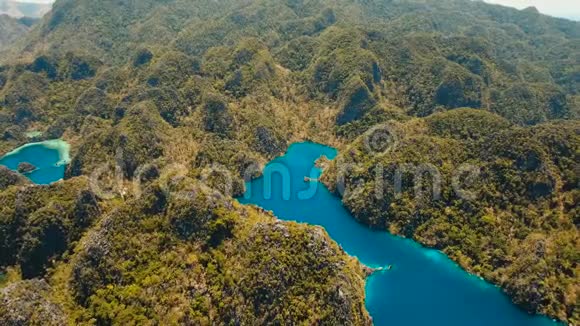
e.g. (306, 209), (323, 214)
(0, 139), (70, 185)
(238, 142), (559, 326)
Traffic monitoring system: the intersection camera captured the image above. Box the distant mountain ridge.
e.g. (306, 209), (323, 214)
(0, 13), (32, 50)
(0, 0), (51, 18)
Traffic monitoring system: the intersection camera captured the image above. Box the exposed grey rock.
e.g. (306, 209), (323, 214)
(0, 279), (67, 325)
(17, 162), (36, 174)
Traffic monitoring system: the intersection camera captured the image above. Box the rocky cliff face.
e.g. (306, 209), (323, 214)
(0, 180), (371, 324)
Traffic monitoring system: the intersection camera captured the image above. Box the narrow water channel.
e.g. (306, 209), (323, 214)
(237, 142), (559, 326)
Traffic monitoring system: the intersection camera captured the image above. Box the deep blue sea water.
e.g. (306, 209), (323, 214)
(0, 141), (68, 185)
(238, 142), (560, 326)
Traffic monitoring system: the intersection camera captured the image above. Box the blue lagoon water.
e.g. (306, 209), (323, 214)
(0, 140), (70, 185)
(238, 142), (559, 326)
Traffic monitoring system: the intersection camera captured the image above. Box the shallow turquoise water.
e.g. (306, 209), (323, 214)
(238, 142), (559, 326)
(0, 142), (67, 185)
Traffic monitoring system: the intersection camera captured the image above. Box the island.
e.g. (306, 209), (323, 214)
(17, 162), (36, 174)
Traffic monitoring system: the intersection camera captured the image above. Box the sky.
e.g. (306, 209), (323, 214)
(485, 0), (580, 20)
(9, 0), (53, 3)
(12, 0), (53, 3)
(12, 0), (54, 3)
(8, 0), (580, 20)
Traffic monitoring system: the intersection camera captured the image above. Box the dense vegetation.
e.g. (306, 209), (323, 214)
(0, 177), (98, 278)
(0, 0), (578, 324)
(323, 110), (579, 322)
(62, 180), (369, 324)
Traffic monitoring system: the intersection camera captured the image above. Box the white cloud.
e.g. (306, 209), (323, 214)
(484, 0), (580, 20)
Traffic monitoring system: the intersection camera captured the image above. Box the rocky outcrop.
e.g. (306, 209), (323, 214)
(0, 166), (29, 189)
(17, 162), (36, 174)
(0, 279), (67, 325)
(64, 181), (371, 324)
